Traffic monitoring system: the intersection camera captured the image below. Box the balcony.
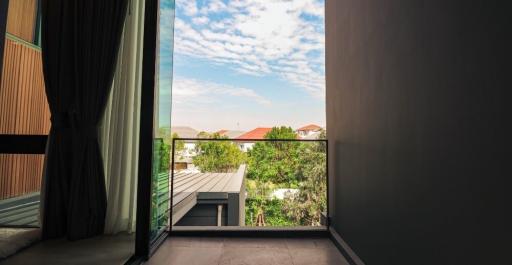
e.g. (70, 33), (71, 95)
(149, 137), (328, 235)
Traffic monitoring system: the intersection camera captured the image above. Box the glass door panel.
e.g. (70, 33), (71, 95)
(149, 0), (175, 244)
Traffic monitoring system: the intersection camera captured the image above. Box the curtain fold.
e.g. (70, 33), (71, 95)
(41, 0), (129, 240)
(101, 0), (144, 234)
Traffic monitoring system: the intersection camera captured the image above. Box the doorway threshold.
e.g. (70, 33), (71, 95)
(170, 226), (329, 238)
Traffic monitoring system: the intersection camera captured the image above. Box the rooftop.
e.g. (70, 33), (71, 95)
(171, 165), (246, 225)
(235, 127), (272, 140)
(216, 130), (246, 139)
(297, 124), (322, 131)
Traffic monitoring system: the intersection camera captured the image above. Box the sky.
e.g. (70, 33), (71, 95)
(159, 0), (325, 132)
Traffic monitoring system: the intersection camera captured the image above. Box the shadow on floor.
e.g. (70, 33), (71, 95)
(0, 233), (134, 265)
(146, 236), (350, 265)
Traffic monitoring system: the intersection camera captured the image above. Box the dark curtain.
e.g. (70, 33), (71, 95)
(41, 0), (128, 240)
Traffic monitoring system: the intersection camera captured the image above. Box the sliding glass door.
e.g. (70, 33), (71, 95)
(150, 0), (175, 243)
(135, 0), (175, 259)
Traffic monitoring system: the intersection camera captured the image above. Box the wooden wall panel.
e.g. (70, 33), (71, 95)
(0, 37), (48, 200)
(5, 0), (37, 43)
(0, 37), (49, 135)
(0, 154), (44, 200)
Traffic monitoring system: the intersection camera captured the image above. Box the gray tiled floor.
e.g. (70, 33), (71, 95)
(0, 233), (134, 265)
(146, 237), (350, 265)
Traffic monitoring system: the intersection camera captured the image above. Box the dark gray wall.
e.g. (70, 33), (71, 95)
(326, 1), (509, 264)
(175, 204), (227, 226)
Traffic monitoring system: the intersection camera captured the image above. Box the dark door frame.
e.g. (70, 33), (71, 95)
(133, 0), (166, 261)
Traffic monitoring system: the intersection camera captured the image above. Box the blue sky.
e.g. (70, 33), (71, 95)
(159, 0), (325, 131)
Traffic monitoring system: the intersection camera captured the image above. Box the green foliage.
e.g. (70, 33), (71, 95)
(196, 131), (210, 138)
(264, 126), (297, 139)
(171, 132), (185, 152)
(193, 132), (246, 172)
(245, 198), (295, 226)
(283, 141), (327, 225)
(158, 127), (185, 153)
(245, 179), (296, 226)
(317, 128), (326, 139)
(156, 139), (170, 174)
(247, 126), (301, 184)
(244, 127), (327, 226)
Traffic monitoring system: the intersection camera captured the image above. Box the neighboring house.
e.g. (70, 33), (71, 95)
(235, 127), (272, 152)
(170, 126), (199, 168)
(296, 124), (323, 138)
(303, 131), (323, 140)
(172, 165), (246, 226)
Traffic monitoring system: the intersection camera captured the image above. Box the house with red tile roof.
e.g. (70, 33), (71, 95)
(235, 127), (272, 152)
(235, 127), (272, 140)
(296, 124), (323, 138)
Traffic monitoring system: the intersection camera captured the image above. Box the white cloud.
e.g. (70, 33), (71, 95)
(172, 76), (271, 106)
(171, 0), (325, 98)
(181, 0), (198, 16)
(192, 16), (209, 25)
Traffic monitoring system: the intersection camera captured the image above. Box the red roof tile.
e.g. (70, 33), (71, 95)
(235, 127), (272, 140)
(297, 124), (322, 131)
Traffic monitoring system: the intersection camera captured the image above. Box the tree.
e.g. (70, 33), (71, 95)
(317, 128), (326, 140)
(245, 126), (327, 226)
(158, 127), (184, 153)
(193, 133), (246, 172)
(264, 126), (297, 139)
(283, 139), (327, 225)
(247, 126), (301, 184)
(156, 128), (185, 173)
(156, 138), (170, 174)
(196, 131), (210, 138)
(171, 132), (185, 152)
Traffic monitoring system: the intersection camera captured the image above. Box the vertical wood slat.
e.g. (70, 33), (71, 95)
(5, 0), (37, 43)
(0, 37), (48, 200)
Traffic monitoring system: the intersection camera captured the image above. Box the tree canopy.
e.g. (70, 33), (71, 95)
(245, 126), (327, 226)
(246, 126), (301, 184)
(193, 132), (246, 173)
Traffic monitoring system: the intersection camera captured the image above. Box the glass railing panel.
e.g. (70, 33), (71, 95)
(169, 138), (327, 228)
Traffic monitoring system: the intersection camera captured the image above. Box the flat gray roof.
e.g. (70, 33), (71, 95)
(171, 165), (246, 225)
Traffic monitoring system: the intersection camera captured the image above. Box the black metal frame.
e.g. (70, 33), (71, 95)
(0, 135), (47, 154)
(133, 0), (161, 261)
(169, 137), (330, 234)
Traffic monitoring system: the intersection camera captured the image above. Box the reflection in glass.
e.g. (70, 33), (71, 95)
(150, 0), (175, 242)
